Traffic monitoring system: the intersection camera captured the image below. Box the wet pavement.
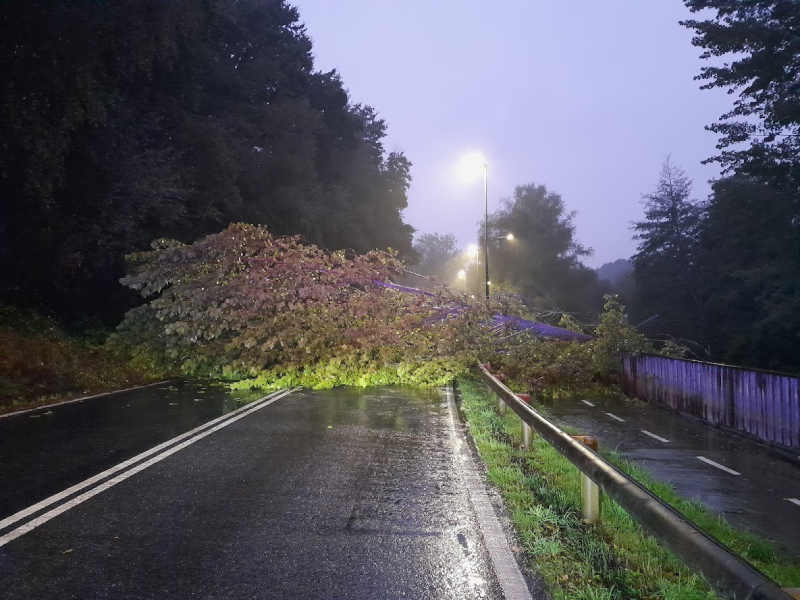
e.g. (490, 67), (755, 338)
(0, 386), (539, 599)
(541, 394), (800, 558)
(0, 381), (264, 521)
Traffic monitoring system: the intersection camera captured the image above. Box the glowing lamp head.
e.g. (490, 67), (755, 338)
(457, 269), (466, 280)
(466, 243), (479, 258)
(457, 152), (487, 182)
(506, 233), (514, 241)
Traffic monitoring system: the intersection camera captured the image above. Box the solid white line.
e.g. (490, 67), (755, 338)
(444, 386), (532, 600)
(697, 456), (740, 476)
(0, 388), (295, 547)
(641, 430), (670, 443)
(0, 389), (286, 534)
(605, 412), (625, 422)
(581, 400), (595, 407)
(0, 380), (174, 419)
(786, 498), (800, 507)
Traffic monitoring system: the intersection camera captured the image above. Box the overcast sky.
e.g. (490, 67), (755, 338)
(293, 1), (731, 267)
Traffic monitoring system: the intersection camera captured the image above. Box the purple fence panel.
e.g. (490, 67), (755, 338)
(620, 353), (800, 449)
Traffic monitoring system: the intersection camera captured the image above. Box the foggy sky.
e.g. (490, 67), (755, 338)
(294, 1), (732, 267)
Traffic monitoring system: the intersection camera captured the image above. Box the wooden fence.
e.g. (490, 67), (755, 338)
(619, 353), (800, 449)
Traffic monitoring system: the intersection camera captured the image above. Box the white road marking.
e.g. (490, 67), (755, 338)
(787, 498), (800, 507)
(445, 386), (532, 600)
(641, 430), (670, 443)
(0, 389), (293, 544)
(0, 380), (174, 419)
(581, 400), (595, 407)
(697, 456), (740, 476)
(605, 412), (625, 422)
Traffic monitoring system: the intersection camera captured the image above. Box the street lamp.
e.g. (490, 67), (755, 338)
(459, 152), (489, 300)
(457, 269), (467, 293)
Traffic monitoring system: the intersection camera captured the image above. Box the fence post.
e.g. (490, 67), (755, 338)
(572, 435), (600, 523)
(517, 393), (533, 450)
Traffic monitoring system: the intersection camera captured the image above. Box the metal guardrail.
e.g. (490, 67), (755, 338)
(477, 365), (794, 600)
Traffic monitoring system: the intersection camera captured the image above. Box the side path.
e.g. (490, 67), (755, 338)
(0, 386), (544, 599)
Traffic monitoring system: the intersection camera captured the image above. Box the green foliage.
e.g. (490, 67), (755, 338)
(110, 224), (496, 389)
(492, 295), (654, 394)
(592, 295), (654, 377)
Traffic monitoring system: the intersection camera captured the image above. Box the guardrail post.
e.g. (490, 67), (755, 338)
(517, 393), (533, 450)
(490, 373), (507, 415)
(521, 420), (532, 449)
(571, 435), (600, 524)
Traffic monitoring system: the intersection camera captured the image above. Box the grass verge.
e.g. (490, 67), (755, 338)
(0, 306), (156, 413)
(457, 376), (800, 600)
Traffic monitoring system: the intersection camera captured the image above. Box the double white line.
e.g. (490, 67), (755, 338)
(0, 388), (295, 547)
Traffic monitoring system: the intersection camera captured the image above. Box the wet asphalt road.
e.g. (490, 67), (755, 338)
(0, 381), (264, 520)
(541, 394), (800, 558)
(0, 386), (537, 599)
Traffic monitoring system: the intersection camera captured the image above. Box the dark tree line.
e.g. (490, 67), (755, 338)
(0, 0), (415, 323)
(628, 0), (800, 373)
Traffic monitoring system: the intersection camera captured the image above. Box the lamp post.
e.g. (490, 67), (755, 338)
(482, 161), (489, 300)
(458, 153), (492, 300)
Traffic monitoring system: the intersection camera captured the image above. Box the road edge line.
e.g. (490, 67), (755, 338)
(444, 385), (533, 600)
(0, 380), (180, 419)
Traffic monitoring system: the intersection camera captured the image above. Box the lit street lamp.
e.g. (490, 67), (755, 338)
(457, 269), (467, 293)
(459, 153), (489, 300)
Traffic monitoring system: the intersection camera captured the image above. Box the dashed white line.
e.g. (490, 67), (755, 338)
(581, 400), (595, 407)
(697, 456), (740, 476)
(0, 389), (295, 547)
(641, 430), (669, 443)
(605, 412), (625, 422)
(787, 498), (800, 507)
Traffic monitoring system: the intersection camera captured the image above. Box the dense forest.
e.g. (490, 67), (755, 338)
(0, 0), (415, 323)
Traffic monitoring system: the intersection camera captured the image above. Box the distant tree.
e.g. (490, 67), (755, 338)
(485, 183), (598, 317)
(412, 233), (461, 283)
(698, 176), (800, 372)
(681, 1), (800, 184)
(631, 158), (707, 346)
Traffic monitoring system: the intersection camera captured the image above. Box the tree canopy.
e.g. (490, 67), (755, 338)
(631, 158), (707, 345)
(411, 232), (462, 283)
(0, 0), (414, 322)
(681, 0), (800, 183)
(698, 175), (800, 371)
(111, 223), (493, 388)
(485, 184), (599, 317)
